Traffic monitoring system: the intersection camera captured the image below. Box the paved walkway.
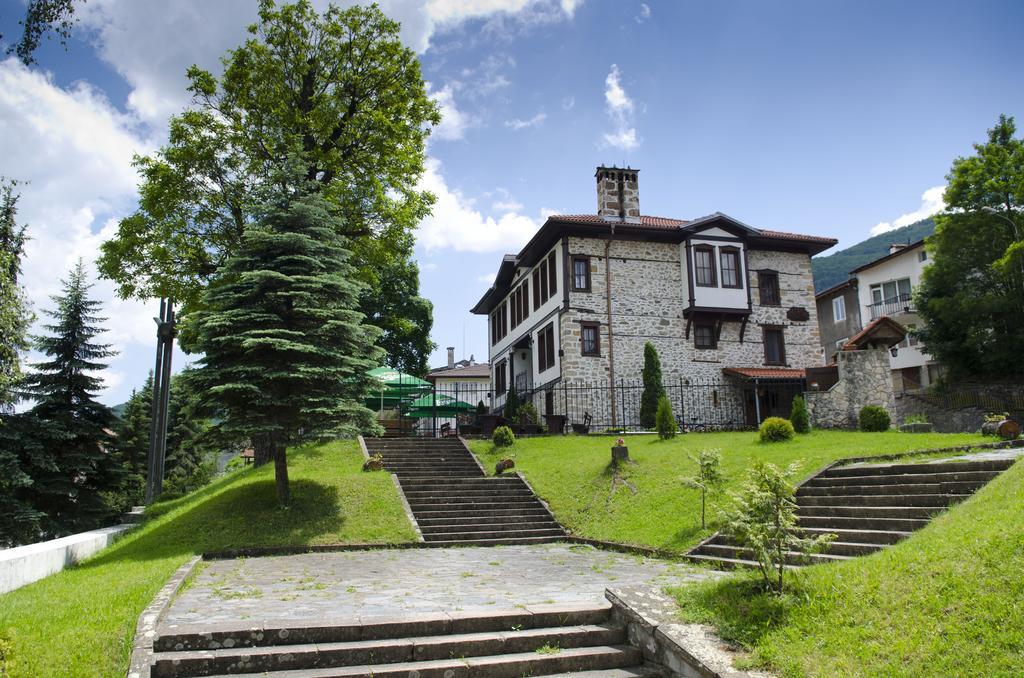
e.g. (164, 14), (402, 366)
(165, 544), (715, 627)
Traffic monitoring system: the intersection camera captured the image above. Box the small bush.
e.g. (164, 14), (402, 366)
(759, 417), (795, 443)
(904, 413), (929, 424)
(790, 395), (810, 434)
(655, 395), (678, 440)
(859, 405), (891, 432)
(493, 425), (516, 448)
(518, 401), (539, 426)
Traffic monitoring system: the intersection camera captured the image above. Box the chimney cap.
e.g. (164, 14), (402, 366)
(595, 165), (640, 177)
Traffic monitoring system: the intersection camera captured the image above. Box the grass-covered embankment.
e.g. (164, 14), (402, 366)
(0, 440), (415, 677)
(667, 456), (1023, 677)
(468, 430), (986, 552)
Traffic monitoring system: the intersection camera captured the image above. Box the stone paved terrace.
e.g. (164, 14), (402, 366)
(164, 544), (716, 628)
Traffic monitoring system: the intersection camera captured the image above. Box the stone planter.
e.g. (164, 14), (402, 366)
(362, 457), (384, 472)
(543, 414), (567, 435)
(899, 422), (933, 433)
(495, 458), (515, 475)
(611, 445), (630, 466)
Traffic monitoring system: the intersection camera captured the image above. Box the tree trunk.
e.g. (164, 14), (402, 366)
(253, 435), (273, 467)
(274, 442), (290, 506)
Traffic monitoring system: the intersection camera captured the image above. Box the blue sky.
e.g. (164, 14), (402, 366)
(1, 0), (1022, 405)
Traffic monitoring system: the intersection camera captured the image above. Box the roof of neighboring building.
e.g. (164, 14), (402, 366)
(425, 363), (491, 381)
(848, 239), (926, 275)
(814, 278), (857, 301)
(471, 212), (838, 314)
(841, 316), (907, 351)
(722, 367), (807, 380)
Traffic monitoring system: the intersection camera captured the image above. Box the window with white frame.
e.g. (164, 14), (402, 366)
(832, 296), (846, 322)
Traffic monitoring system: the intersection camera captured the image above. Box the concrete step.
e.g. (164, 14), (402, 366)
(797, 515), (931, 532)
(798, 493), (970, 508)
(403, 489), (535, 500)
(797, 480), (987, 496)
(691, 543), (850, 566)
(400, 481), (527, 490)
(798, 505), (947, 519)
(419, 519), (559, 533)
(422, 527), (566, 542)
(424, 535), (567, 547)
(197, 645), (643, 677)
(798, 527), (911, 545)
(407, 496), (544, 507)
(413, 516), (552, 532)
(821, 459), (1015, 479)
(803, 469), (1001, 488)
(413, 507), (552, 520)
(152, 624), (626, 677)
(684, 553), (797, 572)
(705, 534), (885, 557)
(390, 471), (486, 478)
(537, 668), (665, 677)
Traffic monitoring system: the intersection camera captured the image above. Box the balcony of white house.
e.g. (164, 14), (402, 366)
(868, 293), (915, 320)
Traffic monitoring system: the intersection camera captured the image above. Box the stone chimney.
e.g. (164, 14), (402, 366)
(596, 166), (640, 223)
(446, 346), (455, 369)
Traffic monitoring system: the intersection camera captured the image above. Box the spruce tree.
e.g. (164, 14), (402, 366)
(163, 373), (211, 494)
(0, 414), (46, 546)
(21, 260), (121, 536)
(0, 179), (33, 408)
(114, 376), (153, 505)
(187, 185), (381, 505)
(639, 342), (666, 430)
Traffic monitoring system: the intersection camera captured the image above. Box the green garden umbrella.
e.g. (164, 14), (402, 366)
(365, 367), (431, 412)
(404, 393), (475, 418)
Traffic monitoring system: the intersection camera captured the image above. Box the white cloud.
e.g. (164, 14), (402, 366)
(561, 96), (575, 111)
(426, 0), (579, 24)
(600, 63), (640, 150)
(636, 3), (651, 23)
(492, 199), (525, 212)
(870, 186), (946, 236)
(0, 59), (159, 400)
(417, 158), (541, 253)
(504, 112), (547, 130)
(421, 262), (440, 271)
(430, 84), (474, 140)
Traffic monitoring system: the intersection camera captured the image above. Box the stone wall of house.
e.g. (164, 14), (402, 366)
(559, 236), (823, 385)
(805, 348), (895, 428)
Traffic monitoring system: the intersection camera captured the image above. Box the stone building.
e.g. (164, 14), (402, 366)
(470, 166), (837, 428)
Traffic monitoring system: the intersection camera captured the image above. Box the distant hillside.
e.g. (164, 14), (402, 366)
(812, 218), (936, 292)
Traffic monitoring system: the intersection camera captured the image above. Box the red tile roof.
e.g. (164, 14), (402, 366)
(546, 214), (836, 244)
(841, 316), (907, 351)
(722, 367), (807, 379)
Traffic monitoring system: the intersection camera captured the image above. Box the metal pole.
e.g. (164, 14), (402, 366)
(754, 377), (762, 425)
(144, 299), (165, 505)
(145, 298), (175, 504)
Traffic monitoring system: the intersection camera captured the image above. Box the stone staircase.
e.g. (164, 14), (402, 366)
(364, 437), (566, 546)
(148, 604), (662, 677)
(687, 457), (1017, 569)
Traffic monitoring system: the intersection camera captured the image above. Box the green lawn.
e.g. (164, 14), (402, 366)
(0, 440), (415, 677)
(468, 430), (987, 552)
(667, 455), (1024, 677)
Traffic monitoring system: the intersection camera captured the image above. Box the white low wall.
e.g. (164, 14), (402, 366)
(0, 524), (134, 594)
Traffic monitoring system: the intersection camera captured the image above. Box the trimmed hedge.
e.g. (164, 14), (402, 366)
(493, 425), (516, 447)
(859, 405), (892, 432)
(759, 417), (795, 443)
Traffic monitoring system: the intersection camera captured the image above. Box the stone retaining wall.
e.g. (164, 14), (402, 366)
(805, 348), (895, 429)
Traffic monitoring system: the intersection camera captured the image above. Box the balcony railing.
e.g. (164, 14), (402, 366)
(868, 293), (914, 320)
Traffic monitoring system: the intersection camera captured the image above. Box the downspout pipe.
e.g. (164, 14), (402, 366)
(606, 225), (617, 428)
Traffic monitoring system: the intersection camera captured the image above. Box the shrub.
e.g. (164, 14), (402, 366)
(518, 401), (539, 426)
(681, 449), (726, 529)
(722, 460), (834, 594)
(859, 405), (891, 432)
(504, 385), (521, 422)
(639, 342), (666, 429)
(655, 395), (678, 440)
(493, 425), (516, 448)
(790, 395), (810, 434)
(904, 413), (929, 424)
(759, 417), (795, 443)
(476, 400), (487, 414)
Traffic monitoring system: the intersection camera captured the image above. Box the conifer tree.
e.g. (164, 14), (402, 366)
(115, 376), (153, 505)
(187, 184), (381, 505)
(639, 342), (666, 430)
(163, 373), (212, 494)
(0, 179), (33, 408)
(21, 260), (121, 536)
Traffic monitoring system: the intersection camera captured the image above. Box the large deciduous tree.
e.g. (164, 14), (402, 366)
(186, 184), (381, 505)
(97, 0), (439, 370)
(916, 115), (1024, 380)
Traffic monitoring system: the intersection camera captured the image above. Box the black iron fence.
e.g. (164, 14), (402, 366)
(379, 376), (807, 437)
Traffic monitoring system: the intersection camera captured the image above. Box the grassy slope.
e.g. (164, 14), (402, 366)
(0, 440), (415, 677)
(668, 457), (1024, 677)
(469, 431), (985, 553)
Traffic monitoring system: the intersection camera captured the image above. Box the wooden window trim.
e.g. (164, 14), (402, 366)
(694, 322), (717, 349)
(532, 269), (541, 310)
(720, 247), (742, 289)
(539, 261), (549, 304)
(571, 255), (592, 292)
(758, 270), (781, 306)
(762, 326), (786, 366)
(580, 321), (601, 357)
(494, 359), (508, 394)
(694, 245), (717, 287)
(537, 323), (556, 371)
(548, 252), (557, 297)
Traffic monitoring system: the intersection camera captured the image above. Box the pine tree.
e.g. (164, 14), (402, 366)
(114, 375), (153, 506)
(187, 186), (381, 505)
(639, 342), (666, 430)
(21, 260), (121, 536)
(163, 373), (211, 494)
(0, 414), (46, 545)
(0, 179), (33, 408)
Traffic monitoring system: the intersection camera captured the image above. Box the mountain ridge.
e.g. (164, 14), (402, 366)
(812, 218), (936, 292)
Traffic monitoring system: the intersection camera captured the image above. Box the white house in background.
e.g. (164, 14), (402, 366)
(847, 240), (941, 391)
(425, 347), (491, 400)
